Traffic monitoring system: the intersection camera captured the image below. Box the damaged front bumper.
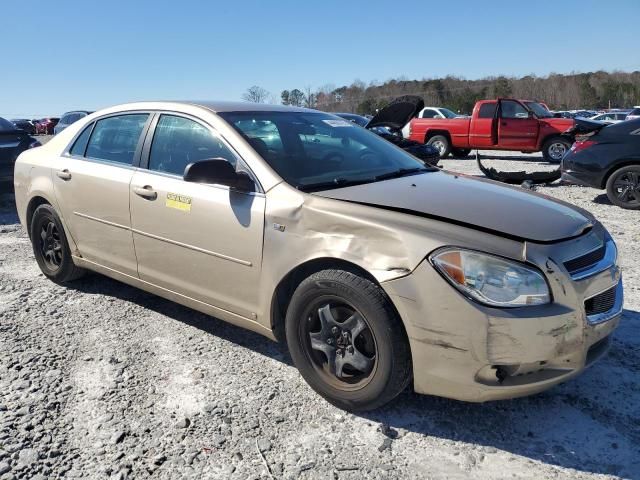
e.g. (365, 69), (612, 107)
(381, 230), (622, 402)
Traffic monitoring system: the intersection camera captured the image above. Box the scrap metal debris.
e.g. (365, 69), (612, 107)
(476, 152), (561, 186)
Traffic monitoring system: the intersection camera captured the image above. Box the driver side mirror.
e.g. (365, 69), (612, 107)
(183, 158), (255, 192)
(528, 110), (536, 119)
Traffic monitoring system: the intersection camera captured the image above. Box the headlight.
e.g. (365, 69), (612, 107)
(430, 248), (550, 307)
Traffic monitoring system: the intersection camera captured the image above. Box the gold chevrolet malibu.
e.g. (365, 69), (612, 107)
(14, 101), (622, 411)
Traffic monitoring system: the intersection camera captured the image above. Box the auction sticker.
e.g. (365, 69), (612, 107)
(322, 119), (353, 127)
(166, 193), (192, 212)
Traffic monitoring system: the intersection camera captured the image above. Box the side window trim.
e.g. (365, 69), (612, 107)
(139, 111), (264, 193)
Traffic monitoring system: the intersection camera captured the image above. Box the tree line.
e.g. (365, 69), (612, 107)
(243, 70), (640, 115)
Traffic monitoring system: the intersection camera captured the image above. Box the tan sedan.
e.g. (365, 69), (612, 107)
(14, 101), (622, 410)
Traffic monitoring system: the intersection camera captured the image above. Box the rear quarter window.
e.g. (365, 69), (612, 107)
(478, 103), (497, 118)
(69, 123), (93, 156)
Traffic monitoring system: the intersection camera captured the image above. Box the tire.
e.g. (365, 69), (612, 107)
(30, 204), (85, 283)
(427, 135), (451, 158)
(605, 165), (640, 210)
(285, 269), (412, 411)
(451, 148), (471, 158)
(542, 136), (571, 163)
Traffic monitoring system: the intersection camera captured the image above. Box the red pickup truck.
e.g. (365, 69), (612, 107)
(408, 99), (575, 162)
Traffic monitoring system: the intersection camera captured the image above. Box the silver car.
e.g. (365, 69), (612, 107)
(14, 101), (622, 411)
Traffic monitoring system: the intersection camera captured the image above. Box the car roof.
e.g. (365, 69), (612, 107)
(95, 101), (317, 115)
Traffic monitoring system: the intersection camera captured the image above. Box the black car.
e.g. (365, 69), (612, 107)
(335, 97), (441, 166)
(10, 119), (37, 135)
(0, 117), (40, 187)
(562, 118), (640, 209)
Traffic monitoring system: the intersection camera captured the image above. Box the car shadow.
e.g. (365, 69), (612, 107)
(65, 273), (638, 478)
(592, 193), (613, 205)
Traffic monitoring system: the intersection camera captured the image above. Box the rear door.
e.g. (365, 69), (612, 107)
(129, 113), (266, 320)
(497, 99), (539, 149)
(52, 113), (151, 276)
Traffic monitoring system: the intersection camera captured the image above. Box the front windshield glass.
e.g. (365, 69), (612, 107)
(440, 108), (458, 118)
(220, 111), (429, 191)
(524, 102), (553, 118)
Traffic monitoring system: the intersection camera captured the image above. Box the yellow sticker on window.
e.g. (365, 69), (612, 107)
(166, 193), (192, 212)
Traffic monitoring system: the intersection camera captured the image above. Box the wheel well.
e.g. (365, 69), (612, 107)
(424, 130), (451, 144)
(25, 196), (50, 238)
(270, 258), (380, 343)
(601, 160), (640, 189)
(540, 134), (572, 150)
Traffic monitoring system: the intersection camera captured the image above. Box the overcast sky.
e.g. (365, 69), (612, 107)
(2, 0), (639, 117)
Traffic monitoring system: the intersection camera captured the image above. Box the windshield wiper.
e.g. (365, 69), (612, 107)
(297, 177), (375, 192)
(374, 167), (428, 181)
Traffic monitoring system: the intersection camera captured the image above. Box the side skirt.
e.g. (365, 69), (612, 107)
(72, 256), (276, 341)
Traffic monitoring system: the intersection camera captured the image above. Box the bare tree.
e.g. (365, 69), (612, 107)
(242, 85), (270, 103)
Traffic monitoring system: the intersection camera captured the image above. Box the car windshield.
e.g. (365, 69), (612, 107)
(220, 111), (430, 191)
(524, 102), (553, 118)
(440, 108), (458, 118)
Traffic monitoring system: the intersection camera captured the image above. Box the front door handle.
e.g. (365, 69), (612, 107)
(56, 169), (72, 180)
(133, 186), (157, 200)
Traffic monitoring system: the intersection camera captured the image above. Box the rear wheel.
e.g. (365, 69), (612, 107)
(451, 148), (471, 158)
(285, 269), (412, 411)
(427, 135), (451, 158)
(30, 204), (85, 283)
(606, 165), (640, 210)
(542, 136), (571, 163)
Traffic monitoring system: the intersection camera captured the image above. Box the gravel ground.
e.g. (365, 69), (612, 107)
(1, 146), (639, 480)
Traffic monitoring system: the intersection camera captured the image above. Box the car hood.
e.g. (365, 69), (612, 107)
(564, 117), (607, 135)
(366, 95), (425, 130)
(313, 170), (593, 243)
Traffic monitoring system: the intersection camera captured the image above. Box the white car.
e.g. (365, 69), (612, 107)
(626, 107), (640, 121)
(401, 107), (462, 137)
(589, 112), (628, 124)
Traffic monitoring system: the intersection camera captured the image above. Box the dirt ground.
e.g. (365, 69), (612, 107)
(0, 144), (638, 479)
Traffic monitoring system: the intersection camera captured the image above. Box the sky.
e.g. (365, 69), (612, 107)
(2, 0), (639, 117)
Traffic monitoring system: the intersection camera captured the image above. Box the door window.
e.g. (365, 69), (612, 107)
(500, 101), (529, 119)
(148, 115), (237, 176)
(421, 109), (438, 118)
(85, 114), (149, 165)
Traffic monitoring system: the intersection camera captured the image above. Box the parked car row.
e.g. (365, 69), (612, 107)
(4, 110), (94, 137)
(13, 100), (622, 411)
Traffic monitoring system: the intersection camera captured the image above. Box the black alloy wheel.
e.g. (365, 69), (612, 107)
(606, 166), (640, 209)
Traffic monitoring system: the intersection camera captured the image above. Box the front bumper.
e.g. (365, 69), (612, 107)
(382, 232), (622, 402)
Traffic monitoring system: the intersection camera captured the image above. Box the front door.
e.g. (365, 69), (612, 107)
(52, 113), (150, 276)
(129, 114), (265, 320)
(497, 100), (539, 149)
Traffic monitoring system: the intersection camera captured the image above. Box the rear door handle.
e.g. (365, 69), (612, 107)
(133, 185), (157, 200)
(56, 169), (72, 180)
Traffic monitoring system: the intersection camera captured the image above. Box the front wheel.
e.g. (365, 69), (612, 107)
(30, 204), (85, 283)
(427, 135), (451, 158)
(285, 269), (412, 411)
(542, 137), (571, 163)
(606, 165), (640, 210)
